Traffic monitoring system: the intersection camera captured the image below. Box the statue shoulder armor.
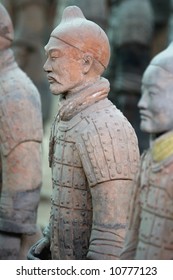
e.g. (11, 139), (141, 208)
(0, 68), (43, 156)
(76, 106), (140, 187)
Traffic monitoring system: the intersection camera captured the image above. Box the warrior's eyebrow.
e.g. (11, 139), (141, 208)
(141, 83), (162, 93)
(44, 47), (62, 56)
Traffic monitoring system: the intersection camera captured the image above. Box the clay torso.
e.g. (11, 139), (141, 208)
(0, 50), (43, 234)
(49, 93), (139, 259)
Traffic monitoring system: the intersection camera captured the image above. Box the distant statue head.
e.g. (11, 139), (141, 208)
(44, 6), (110, 95)
(138, 43), (173, 134)
(0, 3), (14, 51)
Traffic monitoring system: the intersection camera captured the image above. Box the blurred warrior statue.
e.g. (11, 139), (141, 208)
(121, 43), (173, 259)
(0, 4), (43, 259)
(1, 0), (57, 125)
(28, 6), (140, 260)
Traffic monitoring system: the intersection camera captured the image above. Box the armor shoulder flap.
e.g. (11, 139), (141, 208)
(76, 107), (140, 187)
(0, 70), (43, 156)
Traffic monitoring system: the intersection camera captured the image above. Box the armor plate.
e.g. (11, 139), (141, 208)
(136, 151), (173, 259)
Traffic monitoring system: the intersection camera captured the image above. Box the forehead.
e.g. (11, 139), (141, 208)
(45, 37), (68, 53)
(142, 64), (173, 87)
(44, 36), (82, 60)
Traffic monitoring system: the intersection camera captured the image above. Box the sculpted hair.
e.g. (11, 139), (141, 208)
(150, 42), (173, 75)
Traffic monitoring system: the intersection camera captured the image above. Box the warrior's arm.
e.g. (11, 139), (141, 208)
(87, 179), (134, 260)
(120, 172), (141, 260)
(76, 115), (140, 259)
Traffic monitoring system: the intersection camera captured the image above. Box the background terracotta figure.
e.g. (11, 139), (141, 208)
(0, 4), (43, 259)
(28, 5), (140, 260)
(120, 43), (173, 259)
(1, 0), (57, 125)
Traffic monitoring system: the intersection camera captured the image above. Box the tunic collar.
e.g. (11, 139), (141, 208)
(151, 131), (173, 162)
(57, 77), (110, 121)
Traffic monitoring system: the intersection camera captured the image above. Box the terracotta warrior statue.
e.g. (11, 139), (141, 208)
(28, 5), (140, 260)
(121, 42), (173, 259)
(1, 0), (57, 125)
(0, 4), (43, 259)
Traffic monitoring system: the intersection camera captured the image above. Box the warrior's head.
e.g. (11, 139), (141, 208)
(44, 6), (110, 95)
(138, 43), (173, 134)
(51, 5), (110, 70)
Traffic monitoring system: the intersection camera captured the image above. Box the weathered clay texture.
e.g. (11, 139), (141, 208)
(0, 3), (43, 259)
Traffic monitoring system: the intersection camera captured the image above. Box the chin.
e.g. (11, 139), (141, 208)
(49, 87), (61, 95)
(50, 86), (69, 96)
(140, 123), (151, 134)
(51, 91), (62, 96)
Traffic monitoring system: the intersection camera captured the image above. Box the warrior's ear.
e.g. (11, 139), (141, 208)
(82, 53), (94, 74)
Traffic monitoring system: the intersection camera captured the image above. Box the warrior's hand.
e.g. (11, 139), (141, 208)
(27, 237), (51, 260)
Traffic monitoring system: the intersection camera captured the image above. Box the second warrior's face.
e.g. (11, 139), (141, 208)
(44, 37), (86, 96)
(138, 64), (173, 134)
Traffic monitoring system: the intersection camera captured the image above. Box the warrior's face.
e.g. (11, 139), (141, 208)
(138, 64), (173, 134)
(44, 37), (86, 96)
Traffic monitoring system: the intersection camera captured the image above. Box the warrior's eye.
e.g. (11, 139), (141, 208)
(50, 50), (63, 59)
